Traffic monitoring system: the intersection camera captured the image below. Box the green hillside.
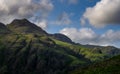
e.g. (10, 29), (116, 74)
(53, 39), (120, 62)
(70, 54), (120, 74)
(0, 33), (91, 74)
(0, 19), (90, 74)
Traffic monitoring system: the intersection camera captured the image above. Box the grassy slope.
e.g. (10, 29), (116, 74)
(0, 34), (119, 74)
(0, 34), (91, 74)
(70, 55), (120, 74)
(53, 39), (106, 62)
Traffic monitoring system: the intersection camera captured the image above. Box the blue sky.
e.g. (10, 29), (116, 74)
(47, 0), (100, 33)
(0, 0), (120, 47)
(46, 0), (120, 47)
(46, 0), (119, 34)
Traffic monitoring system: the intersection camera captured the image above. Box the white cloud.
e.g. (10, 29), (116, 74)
(81, 0), (120, 27)
(60, 27), (120, 47)
(80, 18), (86, 25)
(35, 19), (47, 30)
(38, 0), (53, 17)
(50, 12), (72, 25)
(0, 0), (53, 29)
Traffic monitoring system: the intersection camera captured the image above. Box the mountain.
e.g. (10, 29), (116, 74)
(0, 19), (91, 74)
(80, 44), (120, 61)
(49, 33), (73, 44)
(0, 23), (10, 34)
(0, 19), (120, 74)
(70, 54), (120, 74)
(7, 19), (47, 35)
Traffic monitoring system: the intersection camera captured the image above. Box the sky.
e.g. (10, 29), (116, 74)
(0, 0), (120, 48)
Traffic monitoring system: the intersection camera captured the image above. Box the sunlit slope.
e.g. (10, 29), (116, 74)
(53, 39), (120, 62)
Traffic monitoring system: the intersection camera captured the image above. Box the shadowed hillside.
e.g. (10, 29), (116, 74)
(0, 23), (11, 34)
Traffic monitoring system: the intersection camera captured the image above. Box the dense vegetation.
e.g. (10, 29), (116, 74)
(70, 54), (120, 74)
(0, 19), (120, 74)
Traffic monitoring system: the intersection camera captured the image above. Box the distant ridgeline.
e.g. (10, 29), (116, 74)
(0, 19), (120, 74)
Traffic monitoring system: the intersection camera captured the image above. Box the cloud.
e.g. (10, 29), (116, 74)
(80, 18), (86, 25)
(35, 19), (47, 30)
(38, 0), (53, 17)
(0, 0), (53, 29)
(81, 0), (120, 27)
(50, 12), (72, 25)
(60, 27), (120, 47)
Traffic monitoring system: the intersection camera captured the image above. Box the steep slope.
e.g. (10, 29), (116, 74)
(70, 54), (120, 74)
(0, 33), (91, 74)
(7, 19), (47, 35)
(50, 33), (73, 44)
(0, 23), (11, 34)
(0, 19), (91, 74)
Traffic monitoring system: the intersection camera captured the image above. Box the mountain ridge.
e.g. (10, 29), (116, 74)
(0, 19), (120, 74)
(7, 19), (47, 35)
(49, 33), (73, 44)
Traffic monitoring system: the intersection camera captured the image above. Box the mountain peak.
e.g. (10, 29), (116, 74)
(7, 19), (47, 35)
(50, 33), (73, 43)
(9, 19), (34, 27)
